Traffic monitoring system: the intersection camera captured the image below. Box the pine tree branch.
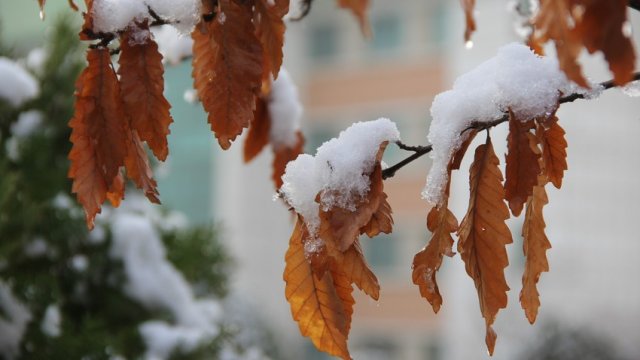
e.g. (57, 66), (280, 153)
(381, 71), (640, 180)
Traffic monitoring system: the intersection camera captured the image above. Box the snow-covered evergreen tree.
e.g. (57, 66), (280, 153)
(0, 17), (273, 360)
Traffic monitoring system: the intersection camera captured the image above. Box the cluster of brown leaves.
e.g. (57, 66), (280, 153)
(464, 0), (636, 86)
(66, 0), (374, 225)
(412, 110), (567, 355)
(69, 24), (170, 228)
(284, 143), (393, 359)
(69, 0), (297, 224)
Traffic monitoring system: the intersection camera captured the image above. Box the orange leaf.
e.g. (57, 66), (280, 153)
(254, 0), (289, 80)
(106, 171), (125, 207)
(192, 0), (263, 149)
(80, 0), (95, 41)
(118, 26), (173, 161)
(360, 194), (393, 238)
(68, 48), (128, 229)
(318, 162), (387, 252)
(412, 203), (458, 313)
(243, 96), (271, 163)
(284, 217), (353, 360)
(575, 0), (636, 85)
(272, 131), (305, 190)
(538, 118), (567, 189)
(504, 112), (540, 217)
(534, 0), (587, 87)
(123, 129), (161, 204)
(337, 0), (371, 36)
(520, 181), (551, 324)
(457, 136), (512, 355)
(341, 240), (379, 300)
(461, 0), (476, 43)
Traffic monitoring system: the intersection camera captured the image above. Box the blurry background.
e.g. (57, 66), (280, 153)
(1, 0), (639, 359)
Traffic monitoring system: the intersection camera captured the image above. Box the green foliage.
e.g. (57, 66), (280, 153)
(0, 17), (237, 360)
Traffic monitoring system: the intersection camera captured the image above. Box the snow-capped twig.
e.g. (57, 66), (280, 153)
(380, 71), (640, 181)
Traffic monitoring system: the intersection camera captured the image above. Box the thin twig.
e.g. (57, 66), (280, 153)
(381, 71), (640, 180)
(382, 144), (432, 180)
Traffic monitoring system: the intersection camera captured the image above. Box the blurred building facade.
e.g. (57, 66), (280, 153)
(218, 0), (640, 359)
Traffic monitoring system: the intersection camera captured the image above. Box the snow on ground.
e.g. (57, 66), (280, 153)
(268, 68), (303, 150)
(280, 118), (400, 235)
(423, 43), (594, 205)
(0, 57), (39, 107)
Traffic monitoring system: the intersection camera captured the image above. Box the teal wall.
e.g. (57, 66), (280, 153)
(159, 63), (216, 224)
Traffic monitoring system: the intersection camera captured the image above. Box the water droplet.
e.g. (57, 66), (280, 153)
(622, 21), (633, 38)
(465, 40), (474, 50)
(39, 10), (45, 20)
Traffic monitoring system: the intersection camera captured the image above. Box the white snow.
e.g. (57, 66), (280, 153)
(109, 198), (219, 359)
(423, 43), (581, 205)
(24, 48), (47, 75)
(280, 118), (400, 236)
(0, 57), (39, 107)
(0, 282), (32, 360)
(70, 255), (89, 272)
(268, 68), (303, 149)
(41, 304), (61, 337)
(183, 88), (198, 104)
(151, 25), (194, 65)
(92, 0), (201, 35)
(24, 237), (49, 258)
(11, 110), (43, 138)
(622, 80), (640, 97)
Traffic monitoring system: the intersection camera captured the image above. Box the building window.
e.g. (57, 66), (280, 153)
(370, 14), (402, 52)
(308, 24), (338, 61)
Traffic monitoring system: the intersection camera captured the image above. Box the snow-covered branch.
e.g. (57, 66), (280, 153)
(380, 70), (640, 182)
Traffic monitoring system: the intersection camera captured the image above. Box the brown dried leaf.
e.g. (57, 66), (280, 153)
(254, 0), (289, 80)
(123, 129), (161, 204)
(337, 0), (371, 36)
(520, 182), (551, 324)
(538, 118), (567, 189)
(342, 240), (379, 300)
(68, 48), (128, 229)
(457, 137), (512, 356)
(504, 112), (540, 217)
(412, 202), (458, 313)
(461, 0), (476, 42)
(80, 0), (95, 41)
(575, 0), (636, 85)
(192, 0), (263, 149)
(360, 194), (393, 238)
(451, 130), (478, 172)
(106, 171), (125, 207)
(119, 27), (173, 161)
(534, 0), (587, 87)
(319, 162), (386, 252)
(243, 97), (271, 163)
(272, 131), (305, 190)
(284, 218), (353, 360)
